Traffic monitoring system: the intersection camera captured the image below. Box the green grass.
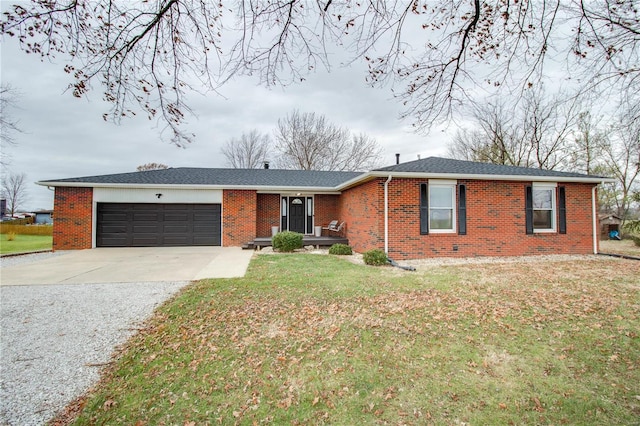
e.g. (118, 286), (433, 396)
(0, 234), (52, 255)
(65, 254), (640, 425)
(600, 239), (640, 257)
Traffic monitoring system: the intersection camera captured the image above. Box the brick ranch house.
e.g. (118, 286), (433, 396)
(38, 157), (612, 260)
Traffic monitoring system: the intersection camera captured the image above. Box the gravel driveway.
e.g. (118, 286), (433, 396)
(0, 254), (191, 426)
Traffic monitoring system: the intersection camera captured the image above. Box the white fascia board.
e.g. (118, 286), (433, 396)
(336, 171), (614, 189)
(258, 190), (343, 195)
(334, 172), (377, 190)
(37, 181), (343, 193)
(37, 181), (228, 189)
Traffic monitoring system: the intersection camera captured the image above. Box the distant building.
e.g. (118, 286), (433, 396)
(0, 199), (6, 217)
(599, 213), (622, 239)
(33, 210), (54, 225)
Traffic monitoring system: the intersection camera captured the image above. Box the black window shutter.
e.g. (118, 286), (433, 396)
(525, 186), (533, 234)
(281, 197), (288, 231)
(458, 184), (467, 235)
(420, 183), (429, 235)
(558, 186), (567, 234)
(306, 197), (313, 234)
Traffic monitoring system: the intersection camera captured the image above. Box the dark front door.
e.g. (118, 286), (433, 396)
(289, 197), (306, 234)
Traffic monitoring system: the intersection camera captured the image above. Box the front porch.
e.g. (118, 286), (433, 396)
(248, 235), (349, 250)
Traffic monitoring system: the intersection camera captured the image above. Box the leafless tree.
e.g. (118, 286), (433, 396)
(448, 89), (579, 170)
(0, 84), (23, 165)
(221, 130), (272, 168)
(447, 103), (530, 167)
(1, 172), (28, 216)
(567, 112), (607, 175)
(519, 90), (581, 170)
(599, 117), (640, 219)
(274, 110), (382, 171)
(2, 1), (638, 145)
(136, 163), (169, 171)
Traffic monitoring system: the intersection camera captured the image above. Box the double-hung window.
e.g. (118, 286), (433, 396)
(420, 180), (457, 234)
(528, 182), (557, 233)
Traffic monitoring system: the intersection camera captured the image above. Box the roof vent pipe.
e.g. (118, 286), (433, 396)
(263, 161), (270, 169)
(395, 153), (400, 164)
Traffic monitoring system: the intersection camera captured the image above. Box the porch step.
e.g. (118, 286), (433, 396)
(251, 235), (348, 249)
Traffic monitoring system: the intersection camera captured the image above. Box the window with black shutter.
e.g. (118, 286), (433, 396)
(525, 186), (534, 234)
(458, 184), (467, 235)
(420, 183), (429, 235)
(558, 186), (566, 234)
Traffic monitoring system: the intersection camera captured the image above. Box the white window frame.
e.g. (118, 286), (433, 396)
(532, 182), (557, 233)
(429, 180), (457, 234)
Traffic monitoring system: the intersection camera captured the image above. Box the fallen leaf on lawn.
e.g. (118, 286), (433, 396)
(532, 397), (544, 412)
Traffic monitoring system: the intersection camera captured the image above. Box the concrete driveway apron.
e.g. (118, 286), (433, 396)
(0, 246), (254, 286)
(0, 247), (254, 425)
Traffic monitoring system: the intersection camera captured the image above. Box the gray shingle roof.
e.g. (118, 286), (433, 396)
(42, 167), (362, 188)
(375, 157), (607, 179)
(40, 157), (609, 189)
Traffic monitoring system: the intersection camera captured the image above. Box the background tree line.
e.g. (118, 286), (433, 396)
(447, 89), (640, 219)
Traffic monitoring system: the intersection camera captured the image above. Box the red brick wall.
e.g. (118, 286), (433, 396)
(314, 194), (340, 233)
(223, 190), (257, 246)
(339, 179), (385, 252)
(256, 194), (280, 237)
(342, 178), (597, 260)
(53, 187), (93, 250)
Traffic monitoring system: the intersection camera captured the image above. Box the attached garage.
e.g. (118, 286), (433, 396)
(97, 203), (221, 247)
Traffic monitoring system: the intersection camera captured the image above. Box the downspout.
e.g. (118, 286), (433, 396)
(383, 174), (416, 271)
(384, 175), (392, 254)
(592, 184), (598, 254)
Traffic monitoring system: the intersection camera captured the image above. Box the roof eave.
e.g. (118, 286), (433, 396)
(336, 171), (614, 189)
(38, 170), (614, 192)
(36, 181), (344, 192)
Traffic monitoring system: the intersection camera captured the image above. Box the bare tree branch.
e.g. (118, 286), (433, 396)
(447, 87), (581, 170)
(136, 163), (169, 171)
(221, 130), (272, 168)
(274, 110), (383, 171)
(0, 84), (23, 166)
(1, 172), (28, 216)
(1, 1), (638, 143)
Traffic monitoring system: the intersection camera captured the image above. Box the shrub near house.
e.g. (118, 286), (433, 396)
(272, 231), (304, 252)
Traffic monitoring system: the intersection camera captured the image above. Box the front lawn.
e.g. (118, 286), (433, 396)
(0, 234), (52, 255)
(600, 239), (640, 257)
(63, 254), (639, 425)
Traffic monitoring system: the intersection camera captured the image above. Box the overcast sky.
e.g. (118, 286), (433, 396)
(1, 22), (452, 211)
